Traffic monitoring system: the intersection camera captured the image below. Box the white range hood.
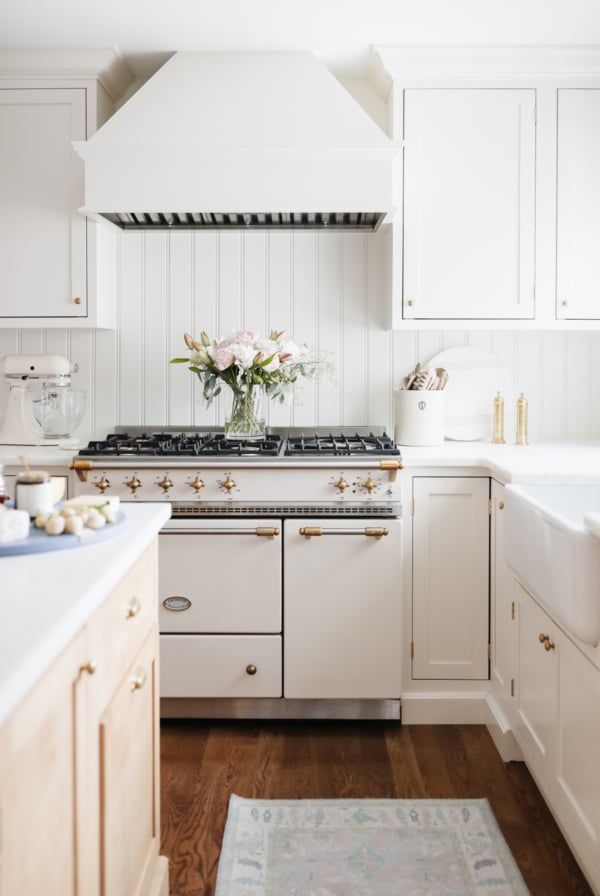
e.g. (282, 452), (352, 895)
(74, 51), (401, 231)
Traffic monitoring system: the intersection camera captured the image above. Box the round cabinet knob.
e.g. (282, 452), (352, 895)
(125, 475), (142, 494)
(129, 668), (147, 691)
(126, 596), (142, 619)
(73, 296), (82, 305)
(498, 501), (504, 510)
(407, 299), (415, 307)
(561, 300), (569, 308)
(80, 659), (97, 676)
(157, 475), (173, 494)
(333, 475), (350, 493)
(219, 474), (237, 494)
(544, 638), (556, 652)
(189, 475), (205, 494)
(539, 632), (547, 644)
(94, 475), (111, 494)
(246, 664), (257, 676)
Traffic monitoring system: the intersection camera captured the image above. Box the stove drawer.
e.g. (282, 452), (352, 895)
(160, 634), (282, 698)
(158, 524), (281, 633)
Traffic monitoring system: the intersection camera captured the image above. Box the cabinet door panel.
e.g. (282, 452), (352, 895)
(0, 88), (87, 318)
(403, 89), (536, 320)
(412, 477), (490, 679)
(99, 629), (159, 896)
(556, 89), (600, 320)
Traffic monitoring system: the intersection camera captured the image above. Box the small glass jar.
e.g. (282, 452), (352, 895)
(15, 470), (54, 517)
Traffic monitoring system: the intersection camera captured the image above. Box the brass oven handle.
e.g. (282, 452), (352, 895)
(162, 527), (280, 537)
(299, 527), (389, 538)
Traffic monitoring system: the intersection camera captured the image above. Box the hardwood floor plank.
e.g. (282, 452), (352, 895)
(159, 720), (593, 896)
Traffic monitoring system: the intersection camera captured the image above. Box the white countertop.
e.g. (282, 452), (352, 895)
(400, 440), (600, 484)
(0, 502), (170, 727)
(0, 444), (77, 468)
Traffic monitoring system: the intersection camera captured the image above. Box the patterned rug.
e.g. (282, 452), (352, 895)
(215, 796), (530, 895)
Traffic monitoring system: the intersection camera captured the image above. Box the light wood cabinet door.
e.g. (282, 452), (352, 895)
(0, 630), (87, 896)
(99, 627), (161, 896)
(556, 88), (600, 320)
(0, 87), (88, 320)
(403, 89), (536, 320)
(412, 477), (490, 679)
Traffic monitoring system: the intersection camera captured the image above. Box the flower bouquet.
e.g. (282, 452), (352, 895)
(171, 329), (325, 439)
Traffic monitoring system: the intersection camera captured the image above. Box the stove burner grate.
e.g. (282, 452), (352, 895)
(284, 432), (400, 457)
(77, 431), (282, 458)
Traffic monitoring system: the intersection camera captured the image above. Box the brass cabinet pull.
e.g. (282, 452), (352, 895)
(176, 527), (279, 536)
(539, 632), (556, 651)
(255, 527), (280, 537)
(126, 596), (142, 619)
(129, 668), (147, 691)
(246, 664), (257, 676)
(299, 527), (388, 538)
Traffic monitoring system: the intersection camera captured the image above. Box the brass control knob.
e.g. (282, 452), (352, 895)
(94, 475), (111, 494)
(125, 475), (142, 494)
(333, 475), (350, 493)
(80, 660), (97, 676)
(362, 475), (378, 494)
(189, 475), (206, 495)
(246, 664), (257, 676)
(157, 475), (173, 494)
(219, 474), (237, 494)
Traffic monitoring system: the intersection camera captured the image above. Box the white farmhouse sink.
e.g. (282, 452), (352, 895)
(504, 482), (600, 646)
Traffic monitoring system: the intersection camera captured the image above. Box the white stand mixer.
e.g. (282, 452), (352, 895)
(0, 354), (79, 446)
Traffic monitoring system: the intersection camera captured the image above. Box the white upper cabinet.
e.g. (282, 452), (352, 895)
(403, 89), (536, 321)
(376, 46), (600, 329)
(556, 89), (600, 321)
(0, 48), (132, 328)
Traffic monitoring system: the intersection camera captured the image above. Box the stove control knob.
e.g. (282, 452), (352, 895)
(333, 475), (350, 493)
(125, 475), (142, 495)
(219, 474), (237, 494)
(361, 475), (378, 494)
(94, 475), (111, 494)
(157, 475), (173, 494)
(189, 475), (206, 495)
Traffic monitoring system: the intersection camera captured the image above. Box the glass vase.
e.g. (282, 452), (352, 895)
(224, 383), (266, 440)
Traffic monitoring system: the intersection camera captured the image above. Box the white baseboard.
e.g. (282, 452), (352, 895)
(401, 691), (488, 724)
(485, 693), (523, 762)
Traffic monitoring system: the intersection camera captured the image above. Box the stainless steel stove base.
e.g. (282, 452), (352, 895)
(160, 697), (402, 721)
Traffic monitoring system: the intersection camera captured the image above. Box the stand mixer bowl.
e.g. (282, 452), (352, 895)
(31, 386), (86, 439)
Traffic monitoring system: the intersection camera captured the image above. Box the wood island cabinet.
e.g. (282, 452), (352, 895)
(0, 540), (168, 896)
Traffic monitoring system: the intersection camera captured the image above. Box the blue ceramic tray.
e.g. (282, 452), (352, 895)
(0, 510), (126, 557)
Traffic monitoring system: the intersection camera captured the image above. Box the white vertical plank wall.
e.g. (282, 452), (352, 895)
(1, 229), (600, 442)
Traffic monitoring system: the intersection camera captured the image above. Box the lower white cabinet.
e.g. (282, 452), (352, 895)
(490, 481), (517, 719)
(512, 576), (600, 892)
(412, 477), (490, 679)
(0, 540), (168, 896)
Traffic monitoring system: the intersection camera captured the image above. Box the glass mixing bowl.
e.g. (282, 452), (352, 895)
(31, 387), (86, 438)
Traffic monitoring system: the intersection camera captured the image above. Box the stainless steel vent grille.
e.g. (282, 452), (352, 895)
(170, 502), (400, 518)
(100, 212), (386, 232)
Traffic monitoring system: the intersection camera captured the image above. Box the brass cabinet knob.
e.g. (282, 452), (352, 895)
(189, 475), (205, 494)
(157, 475), (173, 494)
(498, 501), (504, 510)
(80, 660), (97, 676)
(539, 632), (547, 644)
(126, 475), (142, 494)
(333, 475), (349, 493)
(219, 474), (237, 494)
(73, 297), (82, 305)
(539, 632), (555, 651)
(129, 668), (147, 691)
(407, 299), (415, 307)
(94, 475), (111, 494)
(561, 300), (569, 308)
(246, 664), (257, 676)
(126, 596), (142, 619)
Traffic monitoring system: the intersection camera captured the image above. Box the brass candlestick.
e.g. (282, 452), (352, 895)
(491, 392), (505, 444)
(515, 393), (528, 446)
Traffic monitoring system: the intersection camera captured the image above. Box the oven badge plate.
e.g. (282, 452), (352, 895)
(163, 595), (192, 611)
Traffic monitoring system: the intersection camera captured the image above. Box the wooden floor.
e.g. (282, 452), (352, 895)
(159, 720), (593, 896)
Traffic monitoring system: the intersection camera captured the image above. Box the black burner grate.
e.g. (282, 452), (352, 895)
(77, 432), (282, 458)
(284, 432), (400, 457)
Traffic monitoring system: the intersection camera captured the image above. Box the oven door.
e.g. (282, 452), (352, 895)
(283, 517), (402, 699)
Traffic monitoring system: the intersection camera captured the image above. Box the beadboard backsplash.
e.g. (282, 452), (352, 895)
(1, 229), (600, 444)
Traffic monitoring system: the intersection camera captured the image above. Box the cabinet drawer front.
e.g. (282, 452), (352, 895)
(159, 527), (281, 633)
(87, 542), (158, 706)
(160, 634), (282, 697)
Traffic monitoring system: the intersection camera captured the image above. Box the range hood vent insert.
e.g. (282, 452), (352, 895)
(101, 211), (386, 231)
(75, 52), (400, 229)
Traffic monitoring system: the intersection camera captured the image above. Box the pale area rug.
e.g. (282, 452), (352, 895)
(215, 796), (530, 896)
